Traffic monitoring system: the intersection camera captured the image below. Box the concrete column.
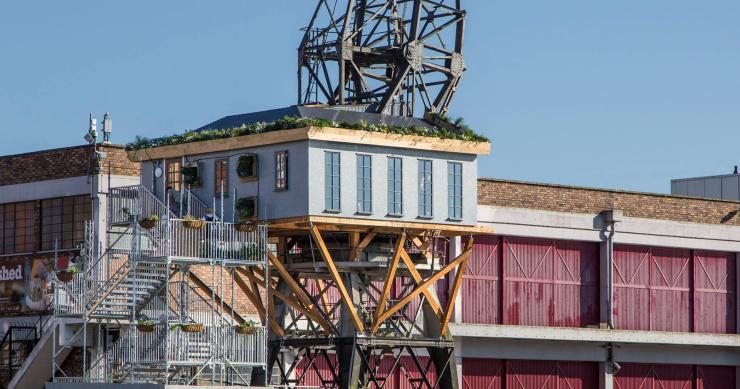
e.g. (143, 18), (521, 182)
(599, 240), (610, 328)
(599, 362), (614, 389)
(448, 236), (464, 389)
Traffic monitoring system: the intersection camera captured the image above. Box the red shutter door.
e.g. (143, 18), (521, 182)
(697, 365), (736, 389)
(506, 360), (598, 389)
(463, 235), (501, 324)
(503, 237), (555, 326)
(503, 237), (599, 327)
(462, 358), (503, 389)
(615, 363), (695, 389)
(614, 246), (691, 331)
(694, 250), (737, 334)
(553, 241), (599, 327)
(650, 248), (691, 332)
(398, 356), (437, 389)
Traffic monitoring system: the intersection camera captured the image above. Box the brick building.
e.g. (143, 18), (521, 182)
(0, 142), (738, 388)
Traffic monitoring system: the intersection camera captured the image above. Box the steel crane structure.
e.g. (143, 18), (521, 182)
(298, 0), (467, 117)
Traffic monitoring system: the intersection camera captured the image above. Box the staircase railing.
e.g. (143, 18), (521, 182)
(109, 185), (174, 225)
(183, 188), (221, 222)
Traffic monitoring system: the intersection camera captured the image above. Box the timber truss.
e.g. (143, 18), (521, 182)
(254, 219), (475, 389)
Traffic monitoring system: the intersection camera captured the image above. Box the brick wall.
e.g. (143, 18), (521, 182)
(478, 178), (740, 226)
(0, 144), (139, 186)
(189, 265), (261, 317)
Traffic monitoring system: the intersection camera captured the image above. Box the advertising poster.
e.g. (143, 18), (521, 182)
(0, 256), (57, 315)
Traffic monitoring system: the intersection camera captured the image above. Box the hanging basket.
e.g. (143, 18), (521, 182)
(139, 219), (157, 230)
(57, 271), (75, 283)
(182, 219), (206, 230)
(136, 323), (156, 333)
(234, 223), (255, 233)
(180, 323), (204, 333)
(236, 326), (258, 335)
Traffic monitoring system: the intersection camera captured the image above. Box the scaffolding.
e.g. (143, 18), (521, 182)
(50, 184), (269, 385)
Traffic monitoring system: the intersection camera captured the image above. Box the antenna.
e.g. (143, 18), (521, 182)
(102, 112), (112, 144)
(84, 114), (98, 144)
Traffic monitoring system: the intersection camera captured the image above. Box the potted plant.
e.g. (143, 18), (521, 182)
(236, 319), (259, 335)
(182, 214), (205, 230)
(57, 266), (77, 283)
(136, 320), (156, 333)
(182, 164), (201, 187)
(180, 322), (204, 333)
(237, 155), (258, 181)
(121, 207), (134, 222)
(139, 214), (159, 230)
(235, 197), (257, 223)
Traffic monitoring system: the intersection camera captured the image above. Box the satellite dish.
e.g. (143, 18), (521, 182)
(154, 167), (164, 178)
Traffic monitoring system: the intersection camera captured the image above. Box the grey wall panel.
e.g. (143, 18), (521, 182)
(307, 140), (478, 226)
(722, 176), (740, 200)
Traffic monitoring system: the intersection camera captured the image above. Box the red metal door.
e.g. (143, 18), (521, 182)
(463, 235), (502, 324)
(693, 250), (737, 334)
(462, 358), (503, 389)
(615, 363), (695, 389)
(503, 237), (599, 327)
(613, 246), (691, 332)
(505, 360), (598, 389)
(697, 365), (736, 389)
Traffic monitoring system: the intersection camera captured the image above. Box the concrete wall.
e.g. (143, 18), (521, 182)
(307, 140), (478, 225)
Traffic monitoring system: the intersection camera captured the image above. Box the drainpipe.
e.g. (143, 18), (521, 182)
(602, 210), (622, 330)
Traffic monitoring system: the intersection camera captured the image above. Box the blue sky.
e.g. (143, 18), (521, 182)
(1, 1), (739, 193)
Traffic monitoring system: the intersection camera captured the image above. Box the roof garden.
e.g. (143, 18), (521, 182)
(125, 115), (489, 151)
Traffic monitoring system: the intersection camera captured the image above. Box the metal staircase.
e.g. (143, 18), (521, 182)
(48, 183), (269, 385)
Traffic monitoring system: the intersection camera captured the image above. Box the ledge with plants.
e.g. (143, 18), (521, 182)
(126, 115), (489, 151)
(136, 319), (157, 333)
(182, 214), (206, 230)
(170, 322), (204, 333)
(236, 319), (260, 335)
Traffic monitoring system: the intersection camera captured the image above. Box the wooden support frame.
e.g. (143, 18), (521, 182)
(374, 242), (473, 328)
(440, 237), (474, 334)
(233, 270), (285, 337)
(309, 225), (366, 332)
(267, 252), (334, 333)
(349, 231), (377, 261)
(399, 250), (444, 317)
(188, 272), (245, 325)
(371, 232), (406, 332)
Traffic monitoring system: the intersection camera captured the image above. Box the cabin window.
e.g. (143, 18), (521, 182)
(356, 154), (372, 214)
(387, 157), (403, 215)
(237, 154), (258, 181)
(214, 159), (229, 196)
(166, 161), (182, 191)
(325, 152), (341, 212)
(448, 162), (463, 220)
(275, 151), (288, 191)
(418, 159), (433, 217)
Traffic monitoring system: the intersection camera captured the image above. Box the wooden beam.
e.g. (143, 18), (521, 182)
(371, 232), (406, 332)
(267, 292), (284, 337)
(268, 215), (492, 236)
(315, 279), (332, 315)
(267, 252), (316, 310)
(271, 289), (333, 333)
(265, 253), (334, 332)
(233, 271), (266, 322)
(188, 272), (245, 325)
(350, 231), (377, 261)
(309, 225), (366, 332)
(399, 249), (443, 317)
(375, 245), (473, 325)
(440, 237), (474, 334)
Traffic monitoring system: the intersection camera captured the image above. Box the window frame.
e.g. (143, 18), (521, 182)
(387, 157), (403, 216)
(418, 159), (433, 218)
(166, 160), (182, 191)
(275, 151), (288, 191)
(324, 151), (341, 212)
(447, 162), (463, 220)
(214, 159), (229, 196)
(356, 154), (372, 214)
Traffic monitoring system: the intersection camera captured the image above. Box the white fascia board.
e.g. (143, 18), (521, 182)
(450, 323), (740, 348)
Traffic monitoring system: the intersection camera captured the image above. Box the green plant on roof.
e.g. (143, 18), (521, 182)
(126, 116), (488, 151)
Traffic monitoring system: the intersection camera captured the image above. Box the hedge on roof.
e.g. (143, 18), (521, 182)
(125, 115), (488, 151)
